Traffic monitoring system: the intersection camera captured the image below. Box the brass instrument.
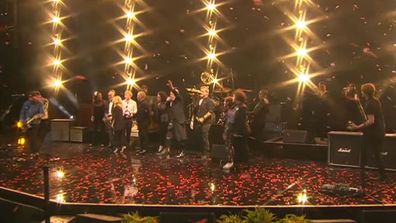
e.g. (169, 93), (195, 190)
(200, 71), (215, 85)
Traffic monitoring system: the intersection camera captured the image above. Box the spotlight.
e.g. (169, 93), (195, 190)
(208, 29), (217, 37)
(126, 78), (136, 86)
(52, 79), (63, 88)
(17, 137), (26, 146)
(52, 59), (62, 66)
(124, 57), (133, 65)
(126, 11), (135, 19)
(296, 20), (307, 30)
(55, 169), (65, 179)
(209, 182), (216, 192)
(297, 189), (308, 205)
(17, 121), (23, 129)
(207, 52), (216, 60)
(51, 16), (61, 24)
(124, 34), (134, 42)
(206, 2), (216, 11)
(55, 191), (65, 203)
(298, 72), (310, 83)
(296, 48), (308, 57)
(53, 38), (62, 46)
(212, 77), (219, 85)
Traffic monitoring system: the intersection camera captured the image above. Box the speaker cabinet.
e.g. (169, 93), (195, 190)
(366, 133), (396, 171)
(328, 131), (362, 168)
(282, 129), (308, 143)
(70, 126), (88, 143)
(211, 144), (228, 161)
(50, 119), (72, 141)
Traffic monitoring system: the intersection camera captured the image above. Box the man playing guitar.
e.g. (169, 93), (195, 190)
(19, 91), (45, 155)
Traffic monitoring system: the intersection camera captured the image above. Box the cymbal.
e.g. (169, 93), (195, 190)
(213, 87), (232, 94)
(186, 88), (202, 94)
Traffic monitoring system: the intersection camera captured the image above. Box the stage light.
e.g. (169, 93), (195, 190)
(212, 77), (219, 85)
(124, 57), (133, 65)
(52, 0), (62, 3)
(126, 11), (135, 19)
(53, 37), (62, 46)
(125, 78), (136, 86)
(298, 72), (310, 83)
(17, 121), (23, 129)
(124, 34), (134, 42)
(297, 189), (308, 205)
(51, 16), (61, 25)
(206, 2), (216, 11)
(296, 48), (308, 57)
(55, 169), (65, 179)
(52, 79), (63, 88)
(55, 191), (65, 203)
(207, 52), (216, 60)
(52, 58), (62, 66)
(296, 20), (307, 30)
(208, 29), (217, 37)
(209, 182), (216, 192)
(17, 137), (26, 146)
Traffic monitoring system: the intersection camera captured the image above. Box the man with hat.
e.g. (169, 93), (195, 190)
(19, 91), (45, 155)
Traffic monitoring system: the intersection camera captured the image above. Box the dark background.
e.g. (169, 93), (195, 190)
(1, 0), (396, 130)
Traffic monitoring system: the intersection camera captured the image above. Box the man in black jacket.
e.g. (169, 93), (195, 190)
(191, 85), (215, 159)
(348, 83), (387, 181)
(136, 91), (152, 155)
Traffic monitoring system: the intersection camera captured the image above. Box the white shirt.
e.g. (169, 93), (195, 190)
(122, 99), (137, 118)
(108, 101), (113, 115)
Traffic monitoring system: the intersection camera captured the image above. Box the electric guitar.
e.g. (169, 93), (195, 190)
(21, 114), (42, 132)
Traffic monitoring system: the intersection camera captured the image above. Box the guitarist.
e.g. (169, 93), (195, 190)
(19, 91), (45, 154)
(191, 85), (215, 159)
(347, 83), (387, 181)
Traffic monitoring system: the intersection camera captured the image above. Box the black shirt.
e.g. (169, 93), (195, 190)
(363, 98), (385, 137)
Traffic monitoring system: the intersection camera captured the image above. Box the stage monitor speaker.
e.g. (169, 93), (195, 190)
(282, 129), (307, 143)
(359, 209), (396, 223)
(50, 119), (72, 141)
(328, 131), (362, 168)
(159, 212), (215, 223)
(211, 144), (228, 161)
(70, 126), (88, 143)
(366, 133), (396, 171)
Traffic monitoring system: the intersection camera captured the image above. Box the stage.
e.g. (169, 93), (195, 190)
(1, 142), (395, 209)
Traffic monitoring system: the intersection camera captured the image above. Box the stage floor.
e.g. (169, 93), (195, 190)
(0, 142), (395, 206)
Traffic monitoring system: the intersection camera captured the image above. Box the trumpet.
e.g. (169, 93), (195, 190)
(200, 71), (215, 85)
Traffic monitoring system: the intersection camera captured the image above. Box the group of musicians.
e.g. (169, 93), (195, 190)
(19, 81), (387, 178)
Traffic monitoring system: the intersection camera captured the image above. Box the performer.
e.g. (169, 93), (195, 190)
(165, 80), (187, 158)
(37, 93), (50, 149)
(222, 96), (235, 170)
(111, 96), (125, 153)
(348, 83), (387, 181)
(250, 89), (269, 141)
(122, 90), (137, 152)
(91, 91), (106, 147)
(156, 91), (169, 154)
(104, 89), (116, 148)
(191, 85), (215, 159)
(19, 91), (45, 155)
(224, 89), (250, 170)
(135, 91), (152, 155)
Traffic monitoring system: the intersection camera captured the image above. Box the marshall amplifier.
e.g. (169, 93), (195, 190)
(366, 133), (396, 171)
(328, 131), (363, 168)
